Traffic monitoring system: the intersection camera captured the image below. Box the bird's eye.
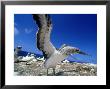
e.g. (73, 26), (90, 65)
(76, 49), (79, 51)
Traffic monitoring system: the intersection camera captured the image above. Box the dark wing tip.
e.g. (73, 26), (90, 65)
(32, 14), (41, 28)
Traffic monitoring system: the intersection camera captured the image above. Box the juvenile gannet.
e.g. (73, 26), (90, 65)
(33, 14), (89, 75)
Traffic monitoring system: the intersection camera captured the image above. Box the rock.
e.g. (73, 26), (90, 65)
(14, 60), (97, 76)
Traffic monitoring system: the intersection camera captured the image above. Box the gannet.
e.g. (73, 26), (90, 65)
(33, 14), (89, 75)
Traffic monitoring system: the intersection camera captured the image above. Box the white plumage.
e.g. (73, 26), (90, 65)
(44, 50), (65, 69)
(33, 14), (89, 75)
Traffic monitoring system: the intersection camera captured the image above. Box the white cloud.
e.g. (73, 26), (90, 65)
(24, 28), (32, 34)
(14, 22), (19, 36)
(14, 27), (19, 35)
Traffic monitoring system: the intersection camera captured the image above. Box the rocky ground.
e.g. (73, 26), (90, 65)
(14, 60), (97, 76)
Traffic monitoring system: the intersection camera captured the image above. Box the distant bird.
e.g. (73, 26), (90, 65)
(33, 14), (89, 75)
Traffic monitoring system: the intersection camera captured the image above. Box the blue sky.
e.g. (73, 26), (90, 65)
(14, 14), (97, 64)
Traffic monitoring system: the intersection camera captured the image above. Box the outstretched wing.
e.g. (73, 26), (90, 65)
(33, 14), (55, 59)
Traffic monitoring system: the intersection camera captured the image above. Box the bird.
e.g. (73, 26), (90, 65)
(32, 14), (89, 76)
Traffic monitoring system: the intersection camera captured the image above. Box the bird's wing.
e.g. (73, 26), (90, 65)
(33, 14), (55, 59)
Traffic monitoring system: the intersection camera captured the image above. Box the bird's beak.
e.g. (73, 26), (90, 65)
(78, 51), (91, 56)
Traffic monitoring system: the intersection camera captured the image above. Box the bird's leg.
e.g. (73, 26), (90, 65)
(53, 68), (56, 76)
(47, 68), (48, 76)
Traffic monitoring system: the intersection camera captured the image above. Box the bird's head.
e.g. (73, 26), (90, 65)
(73, 48), (89, 55)
(60, 45), (90, 56)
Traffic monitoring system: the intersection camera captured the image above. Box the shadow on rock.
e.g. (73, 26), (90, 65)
(55, 71), (64, 76)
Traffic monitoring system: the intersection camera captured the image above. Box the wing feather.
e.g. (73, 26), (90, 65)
(33, 14), (55, 59)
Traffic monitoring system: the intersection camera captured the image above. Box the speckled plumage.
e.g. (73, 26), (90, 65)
(33, 14), (89, 75)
